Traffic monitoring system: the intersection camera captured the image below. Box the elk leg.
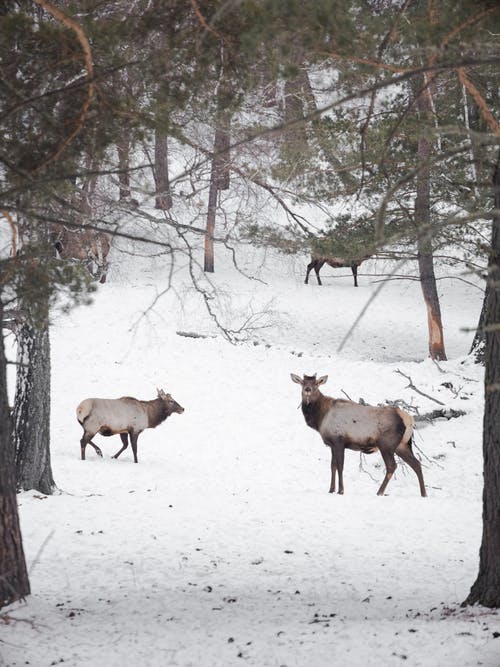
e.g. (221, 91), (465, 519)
(328, 445), (337, 493)
(80, 432), (102, 459)
(88, 440), (103, 457)
(377, 450), (397, 496)
(314, 261), (324, 286)
(335, 443), (345, 494)
(330, 441), (345, 494)
(130, 433), (139, 463)
(305, 261), (315, 284)
(396, 442), (427, 497)
(112, 433), (129, 459)
(80, 434), (88, 460)
(351, 264), (358, 287)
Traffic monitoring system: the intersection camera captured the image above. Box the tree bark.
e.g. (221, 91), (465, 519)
(204, 147), (219, 273)
(154, 131), (173, 210)
(203, 47), (232, 273)
(470, 289), (487, 364)
(117, 137), (131, 201)
(0, 300), (30, 608)
(13, 300), (54, 495)
(283, 72), (308, 154)
(463, 150), (500, 607)
(415, 76), (447, 361)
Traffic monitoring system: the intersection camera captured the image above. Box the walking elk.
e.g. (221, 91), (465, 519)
(304, 254), (370, 287)
(77, 389), (184, 463)
(291, 373), (426, 496)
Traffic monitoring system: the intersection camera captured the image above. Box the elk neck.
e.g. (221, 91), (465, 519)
(147, 398), (170, 427)
(301, 392), (333, 432)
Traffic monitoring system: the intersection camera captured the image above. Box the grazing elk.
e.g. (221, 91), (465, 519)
(304, 254), (370, 287)
(77, 389), (184, 463)
(291, 374), (426, 497)
(50, 225), (111, 284)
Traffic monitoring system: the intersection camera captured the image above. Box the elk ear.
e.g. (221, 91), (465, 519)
(157, 388), (166, 399)
(317, 375), (328, 385)
(290, 373), (303, 385)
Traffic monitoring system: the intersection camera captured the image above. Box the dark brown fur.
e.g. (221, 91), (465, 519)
(291, 373), (426, 496)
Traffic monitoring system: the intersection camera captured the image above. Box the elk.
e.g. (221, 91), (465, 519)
(77, 389), (184, 463)
(50, 225), (111, 284)
(291, 374), (427, 497)
(304, 254), (370, 287)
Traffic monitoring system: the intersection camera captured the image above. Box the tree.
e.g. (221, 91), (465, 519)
(0, 299), (30, 608)
(464, 150), (500, 607)
(154, 131), (173, 210)
(13, 273), (54, 495)
(413, 74), (447, 360)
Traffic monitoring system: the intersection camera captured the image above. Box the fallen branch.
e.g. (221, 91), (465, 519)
(176, 330), (216, 339)
(413, 408), (466, 423)
(394, 369), (445, 405)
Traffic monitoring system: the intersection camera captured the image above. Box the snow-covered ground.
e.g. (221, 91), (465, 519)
(2, 243), (499, 667)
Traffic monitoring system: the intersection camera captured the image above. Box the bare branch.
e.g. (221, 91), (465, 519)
(394, 369), (445, 405)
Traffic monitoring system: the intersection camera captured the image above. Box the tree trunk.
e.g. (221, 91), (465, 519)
(283, 71), (308, 155)
(154, 131), (172, 210)
(13, 301), (54, 495)
(415, 76), (447, 361)
(463, 150), (500, 608)
(0, 300), (30, 608)
(204, 148), (219, 273)
(203, 53), (232, 272)
(117, 137), (131, 201)
(470, 289), (487, 364)
(214, 120), (230, 191)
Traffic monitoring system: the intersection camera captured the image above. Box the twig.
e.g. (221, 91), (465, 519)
(395, 369), (445, 405)
(28, 530), (55, 575)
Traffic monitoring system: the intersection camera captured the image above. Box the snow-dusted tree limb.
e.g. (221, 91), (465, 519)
(394, 369), (445, 406)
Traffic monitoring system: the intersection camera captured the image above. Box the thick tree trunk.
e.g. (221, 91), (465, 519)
(204, 150), (219, 273)
(154, 131), (172, 210)
(117, 137), (131, 201)
(0, 301), (30, 608)
(464, 150), (500, 608)
(415, 76), (447, 361)
(203, 64), (232, 272)
(13, 305), (54, 495)
(283, 71), (308, 155)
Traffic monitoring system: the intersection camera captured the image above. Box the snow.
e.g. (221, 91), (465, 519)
(2, 243), (499, 667)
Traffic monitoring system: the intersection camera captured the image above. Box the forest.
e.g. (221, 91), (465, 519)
(0, 1), (499, 665)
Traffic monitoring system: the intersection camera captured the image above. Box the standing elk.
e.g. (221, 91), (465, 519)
(50, 225), (111, 284)
(291, 373), (427, 497)
(77, 389), (184, 463)
(304, 254), (370, 287)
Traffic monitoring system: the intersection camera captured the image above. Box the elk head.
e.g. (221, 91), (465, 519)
(291, 374), (328, 405)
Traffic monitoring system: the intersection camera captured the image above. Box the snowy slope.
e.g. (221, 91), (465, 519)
(2, 242), (499, 667)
